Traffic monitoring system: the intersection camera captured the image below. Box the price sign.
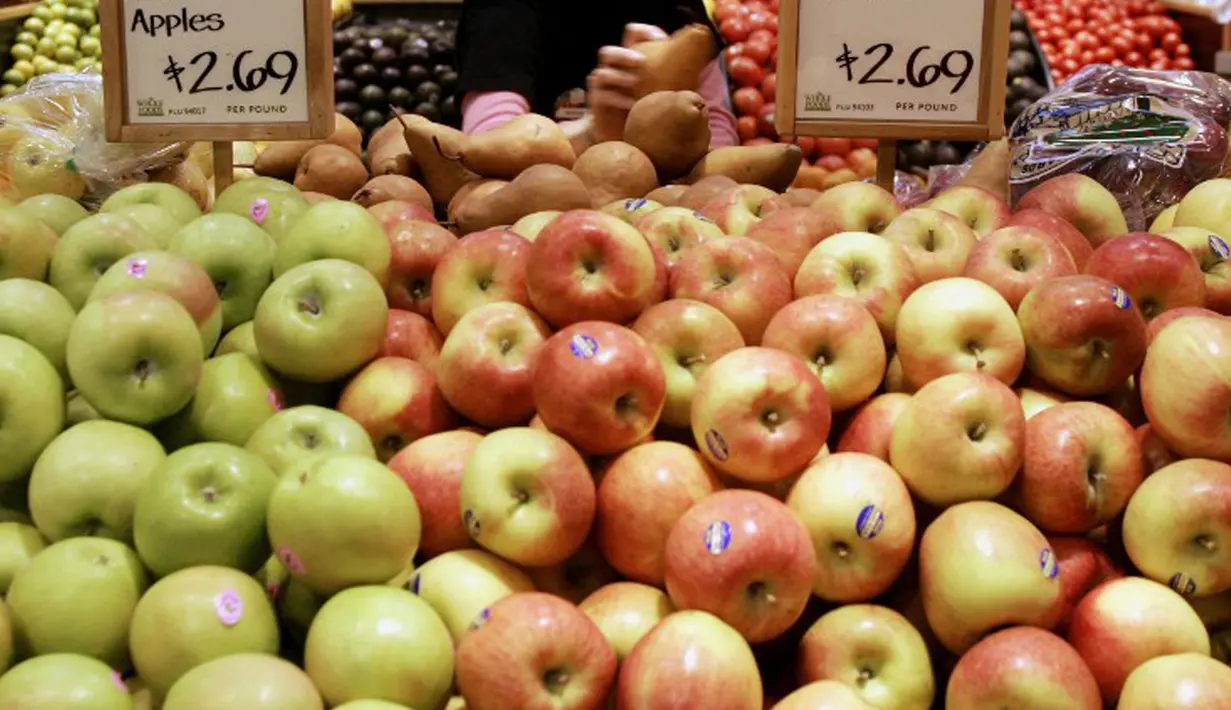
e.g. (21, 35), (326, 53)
(776, 0), (1011, 141)
(100, 0), (333, 142)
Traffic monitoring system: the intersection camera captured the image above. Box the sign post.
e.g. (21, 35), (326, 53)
(100, 0), (334, 191)
(776, 0), (1011, 191)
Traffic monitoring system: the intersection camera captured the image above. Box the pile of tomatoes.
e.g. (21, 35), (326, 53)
(1017, 0), (1194, 84)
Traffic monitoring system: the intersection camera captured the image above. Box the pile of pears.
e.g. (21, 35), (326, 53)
(2, 0), (101, 97)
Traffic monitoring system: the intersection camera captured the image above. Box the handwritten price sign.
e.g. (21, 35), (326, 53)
(101, 0), (332, 142)
(776, 0), (1010, 141)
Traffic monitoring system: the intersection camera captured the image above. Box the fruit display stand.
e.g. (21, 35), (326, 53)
(1164, 0), (1231, 72)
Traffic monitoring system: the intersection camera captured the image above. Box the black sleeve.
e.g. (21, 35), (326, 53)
(454, 0), (543, 102)
(653, 0), (725, 53)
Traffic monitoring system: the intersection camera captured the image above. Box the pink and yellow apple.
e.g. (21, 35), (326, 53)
(669, 237), (793, 345)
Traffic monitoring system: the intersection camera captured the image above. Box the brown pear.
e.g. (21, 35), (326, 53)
(149, 160), (210, 211)
(448, 178), (508, 226)
(631, 24), (717, 98)
(645, 184), (688, 206)
(294, 144), (369, 199)
(684, 143), (803, 192)
(330, 114), (364, 157)
(455, 164), (592, 234)
(449, 114), (576, 179)
(369, 135), (415, 178)
(624, 91), (710, 180)
(396, 110), (477, 207)
(957, 138), (1010, 201)
(352, 175), (432, 211)
(678, 175), (739, 211)
(253, 113), (364, 180)
(572, 141), (659, 207)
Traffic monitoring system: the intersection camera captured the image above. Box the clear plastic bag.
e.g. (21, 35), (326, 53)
(0, 71), (191, 207)
(1008, 65), (1231, 231)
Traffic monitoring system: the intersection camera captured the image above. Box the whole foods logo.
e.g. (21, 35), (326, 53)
(805, 91), (831, 112)
(137, 97), (164, 117)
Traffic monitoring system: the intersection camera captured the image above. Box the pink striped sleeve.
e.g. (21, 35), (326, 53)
(461, 91), (532, 136)
(697, 59), (739, 149)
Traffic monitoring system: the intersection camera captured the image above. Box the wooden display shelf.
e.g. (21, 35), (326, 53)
(355, 0), (461, 4)
(0, 2), (37, 22)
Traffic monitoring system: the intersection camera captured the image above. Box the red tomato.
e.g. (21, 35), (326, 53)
(729, 56), (765, 88)
(795, 136), (817, 159)
(1176, 43), (1192, 58)
(748, 29), (776, 46)
(1036, 27), (1053, 42)
(724, 44), (745, 64)
(744, 1), (767, 13)
(742, 40), (773, 65)
(766, 0), (779, 11)
(747, 12), (771, 32)
(731, 86), (766, 117)
(1124, 51), (1144, 66)
(1160, 32), (1181, 52)
(1110, 36), (1132, 55)
(746, 137), (774, 146)
(1066, 18), (1085, 32)
(1080, 49), (1095, 65)
(816, 137), (853, 157)
(1061, 57), (1080, 73)
(852, 138), (879, 150)
(1148, 47), (1168, 61)
(762, 14), (779, 34)
(1134, 32), (1154, 52)
(736, 116), (758, 142)
(1174, 56), (1195, 70)
(816, 154), (848, 171)
(1075, 31), (1098, 49)
(757, 103), (777, 138)
(721, 17), (752, 43)
(1149, 59), (1170, 70)
(713, 0), (740, 21)
(762, 72), (777, 102)
(1046, 11), (1064, 24)
(1094, 46), (1116, 63)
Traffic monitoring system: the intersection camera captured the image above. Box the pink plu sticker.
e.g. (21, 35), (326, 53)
(250, 198), (271, 225)
(110, 670), (128, 693)
(126, 258), (148, 278)
(267, 388), (284, 411)
(278, 546), (306, 575)
(214, 589), (244, 626)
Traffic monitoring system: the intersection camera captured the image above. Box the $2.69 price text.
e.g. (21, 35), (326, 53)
(163, 50), (300, 96)
(835, 43), (975, 95)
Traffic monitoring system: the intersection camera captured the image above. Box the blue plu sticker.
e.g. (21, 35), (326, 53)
(463, 509), (481, 538)
(1110, 286), (1132, 310)
(408, 572), (421, 595)
(469, 607), (491, 631)
(1211, 235), (1230, 261)
(703, 520), (732, 555)
(704, 429), (729, 462)
(625, 198), (648, 212)
(1039, 547), (1059, 580)
(569, 334), (599, 360)
(856, 505), (885, 540)
(1169, 572), (1197, 597)
(694, 211), (713, 222)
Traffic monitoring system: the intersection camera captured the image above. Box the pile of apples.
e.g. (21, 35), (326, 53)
(3, 114), (1231, 710)
(1016, 0), (1195, 84)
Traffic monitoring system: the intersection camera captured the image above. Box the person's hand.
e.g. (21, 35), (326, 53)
(585, 23), (669, 143)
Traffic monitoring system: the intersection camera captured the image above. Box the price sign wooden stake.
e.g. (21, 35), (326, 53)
(776, 0), (1011, 190)
(100, 0), (333, 190)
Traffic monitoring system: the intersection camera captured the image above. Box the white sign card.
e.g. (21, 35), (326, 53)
(122, 0), (308, 124)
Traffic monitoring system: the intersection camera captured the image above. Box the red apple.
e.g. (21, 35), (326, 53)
(1017, 275), (1148, 397)
(962, 225), (1078, 310)
(387, 430), (481, 557)
(336, 356), (457, 461)
(1047, 535), (1125, 632)
(882, 208), (978, 284)
(744, 207), (836, 279)
(926, 185), (1011, 237)
(1162, 226), (1231, 314)
(761, 295), (886, 412)
(368, 200), (436, 235)
(836, 393), (911, 462)
(691, 347), (831, 483)
(1140, 315), (1231, 461)
(525, 210), (660, 328)
(579, 582), (675, 662)
(1135, 423), (1177, 473)
(1015, 402), (1145, 534)
(596, 441), (724, 584)
(946, 627), (1101, 710)
(635, 207), (724, 271)
(435, 301), (550, 428)
(663, 490), (816, 642)
(809, 181), (901, 235)
(377, 309), (444, 374)
(456, 592), (617, 710)
(1146, 305), (1222, 343)
(532, 322), (666, 456)
(699, 185), (778, 236)
(669, 237), (792, 346)
(430, 229), (531, 335)
(385, 219), (458, 315)
(1007, 208), (1095, 269)
(1017, 174), (1129, 247)
(1083, 233), (1207, 320)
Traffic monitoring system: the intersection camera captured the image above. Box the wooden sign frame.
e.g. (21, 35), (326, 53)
(99, 0), (334, 143)
(776, 0), (1012, 142)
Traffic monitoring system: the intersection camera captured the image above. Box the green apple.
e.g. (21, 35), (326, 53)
(65, 387), (101, 426)
(0, 600), (11, 673)
(216, 320), (260, 360)
(129, 678), (156, 710)
(89, 251), (224, 355)
(162, 653), (323, 710)
(245, 405), (376, 474)
(6, 537), (148, 667)
(304, 585), (454, 709)
(0, 335), (64, 483)
(100, 182), (202, 225)
(18, 192), (88, 235)
(133, 443), (277, 577)
(0, 204), (58, 279)
(406, 548), (535, 643)
(0, 479), (31, 524)
(334, 702), (414, 710)
(212, 177), (310, 243)
(7, 132), (86, 199)
(67, 291), (204, 425)
(107, 204), (184, 248)
(28, 420), (166, 543)
(48, 212), (157, 309)
(0, 522), (45, 594)
(279, 578), (325, 647)
(254, 259), (387, 382)
(161, 353), (283, 449)
(274, 201), (391, 285)
(168, 214), (276, 330)
(0, 278), (74, 379)
(266, 454), (421, 596)
(0, 654), (134, 710)
(129, 566), (280, 699)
